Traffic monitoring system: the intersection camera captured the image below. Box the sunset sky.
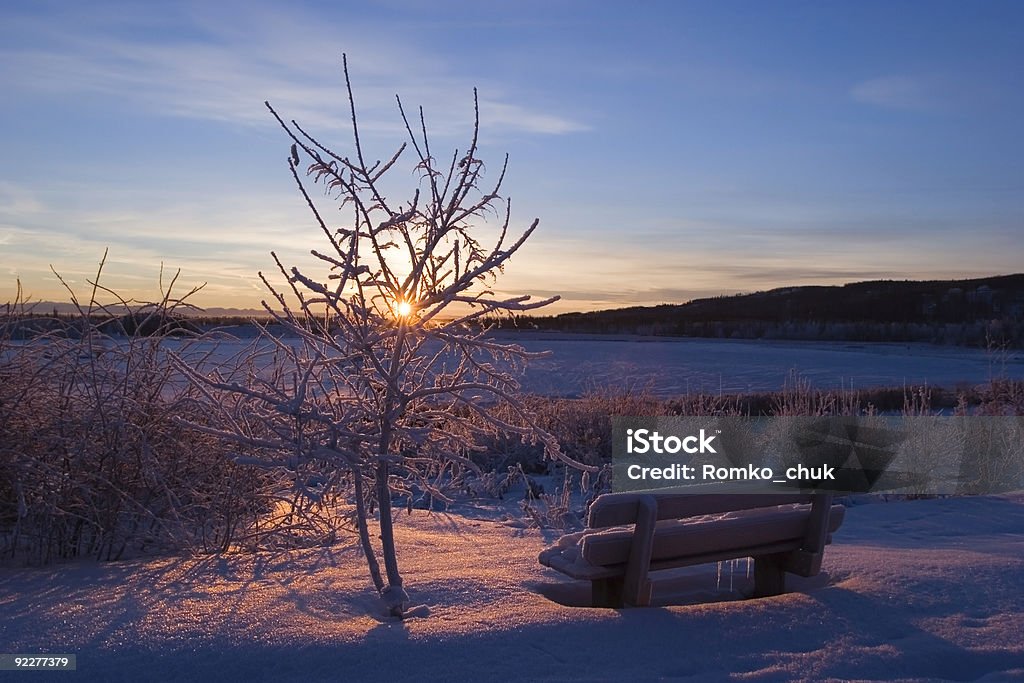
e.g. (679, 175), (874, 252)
(2, 1), (1022, 314)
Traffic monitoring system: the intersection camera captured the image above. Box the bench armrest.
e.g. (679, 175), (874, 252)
(623, 495), (658, 606)
(786, 493), (835, 576)
(803, 493), (833, 554)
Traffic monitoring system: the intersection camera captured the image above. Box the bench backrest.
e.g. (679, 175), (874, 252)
(588, 487), (816, 528)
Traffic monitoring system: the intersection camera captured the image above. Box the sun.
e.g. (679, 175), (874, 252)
(395, 300), (413, 318)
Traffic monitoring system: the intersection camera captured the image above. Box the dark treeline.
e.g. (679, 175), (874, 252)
(1, 310), (203, 339)
(500, 274), (1024, 348)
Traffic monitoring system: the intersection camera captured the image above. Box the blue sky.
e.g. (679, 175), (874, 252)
(1, 1), (1022, 314)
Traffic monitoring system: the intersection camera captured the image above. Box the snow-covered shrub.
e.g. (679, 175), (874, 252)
(0, 263), (274, 565)
(974, 378), (1024, 416)
(178, 57), (579, 616)
(472, 389), (670, 475)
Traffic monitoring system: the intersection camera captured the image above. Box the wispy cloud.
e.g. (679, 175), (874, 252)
(0, 177), (325, 307)
(0, 182), (45, 215)
(850, 75), (946, 112)
(0, 1), (588, 138)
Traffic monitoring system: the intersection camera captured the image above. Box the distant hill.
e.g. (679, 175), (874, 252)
(506, 274), (1024, 348)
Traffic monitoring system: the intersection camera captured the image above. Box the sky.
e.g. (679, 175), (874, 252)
(1, 0), (1022, 315)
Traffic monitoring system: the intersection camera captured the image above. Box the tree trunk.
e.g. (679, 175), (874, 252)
(375, 459), (407, 616)
(351, 465), (385, 593)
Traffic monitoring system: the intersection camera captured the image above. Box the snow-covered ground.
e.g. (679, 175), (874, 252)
(172, 330), (1024, 397)
(2, 494), (1022, 682)
(17, 330), (1021, 399)
(494, 333), (1024, 397)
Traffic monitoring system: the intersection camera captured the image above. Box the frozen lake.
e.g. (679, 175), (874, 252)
(486, 332), (1024, 397)
(37, 329), (1021, 399)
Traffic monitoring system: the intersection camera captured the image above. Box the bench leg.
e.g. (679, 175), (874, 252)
(753, 554), (787, 597)
(592, 577), (624, 608)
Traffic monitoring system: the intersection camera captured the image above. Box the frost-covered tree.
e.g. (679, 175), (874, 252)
(182, 57), (593, 617)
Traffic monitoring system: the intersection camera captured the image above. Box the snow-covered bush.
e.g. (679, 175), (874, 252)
(180, 57), (584, 616)
(0, 262), (273, 564)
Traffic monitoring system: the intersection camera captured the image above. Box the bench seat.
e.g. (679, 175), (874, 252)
(538, 487), (845, 607)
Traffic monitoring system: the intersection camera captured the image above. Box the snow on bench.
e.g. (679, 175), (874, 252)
(538, 484), (845, 607)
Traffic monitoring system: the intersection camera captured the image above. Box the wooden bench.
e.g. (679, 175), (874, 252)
(538, 485), (845, 607)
